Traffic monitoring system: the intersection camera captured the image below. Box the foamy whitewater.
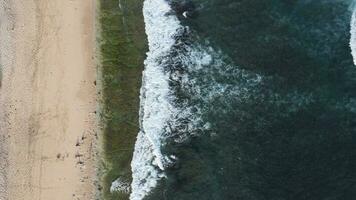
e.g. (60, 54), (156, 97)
(129, 1), (264, 199)
(129, 0), (228, 198)
(129, 0), (356, 199)
(129, 0), (183, 199)
(351, 4), (356, 65)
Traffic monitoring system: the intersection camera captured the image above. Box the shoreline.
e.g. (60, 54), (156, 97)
(97, 0), (146, 199)
(0, 0), (98, 199)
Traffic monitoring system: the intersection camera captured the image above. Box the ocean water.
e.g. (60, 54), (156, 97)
(131, 0), (356, 199)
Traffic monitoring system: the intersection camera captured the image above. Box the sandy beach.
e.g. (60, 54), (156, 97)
(0, 0), (97, 199)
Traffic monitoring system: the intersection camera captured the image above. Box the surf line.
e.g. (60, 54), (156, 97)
(350, 3), (356, 65)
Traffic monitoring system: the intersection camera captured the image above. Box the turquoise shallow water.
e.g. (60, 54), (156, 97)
(134, 1), (356, 199)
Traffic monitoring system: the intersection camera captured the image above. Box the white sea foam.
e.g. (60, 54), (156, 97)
(129, 1), (264, 199)
(350, 4), (356, 65)
(110, 178), (130, 193)
(130, 0), (182, 199)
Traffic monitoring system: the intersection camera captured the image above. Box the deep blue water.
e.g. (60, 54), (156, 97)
(138, 1), (356, 199)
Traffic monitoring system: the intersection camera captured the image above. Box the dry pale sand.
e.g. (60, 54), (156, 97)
(0, 0), (98, 199)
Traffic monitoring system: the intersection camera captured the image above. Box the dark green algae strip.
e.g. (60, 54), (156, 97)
(98, 0), (147, 199)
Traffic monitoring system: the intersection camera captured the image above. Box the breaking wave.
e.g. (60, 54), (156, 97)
(129, 0), (185, 199)
(350, 4), (356, 65)
(129, 0), (263, 199)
